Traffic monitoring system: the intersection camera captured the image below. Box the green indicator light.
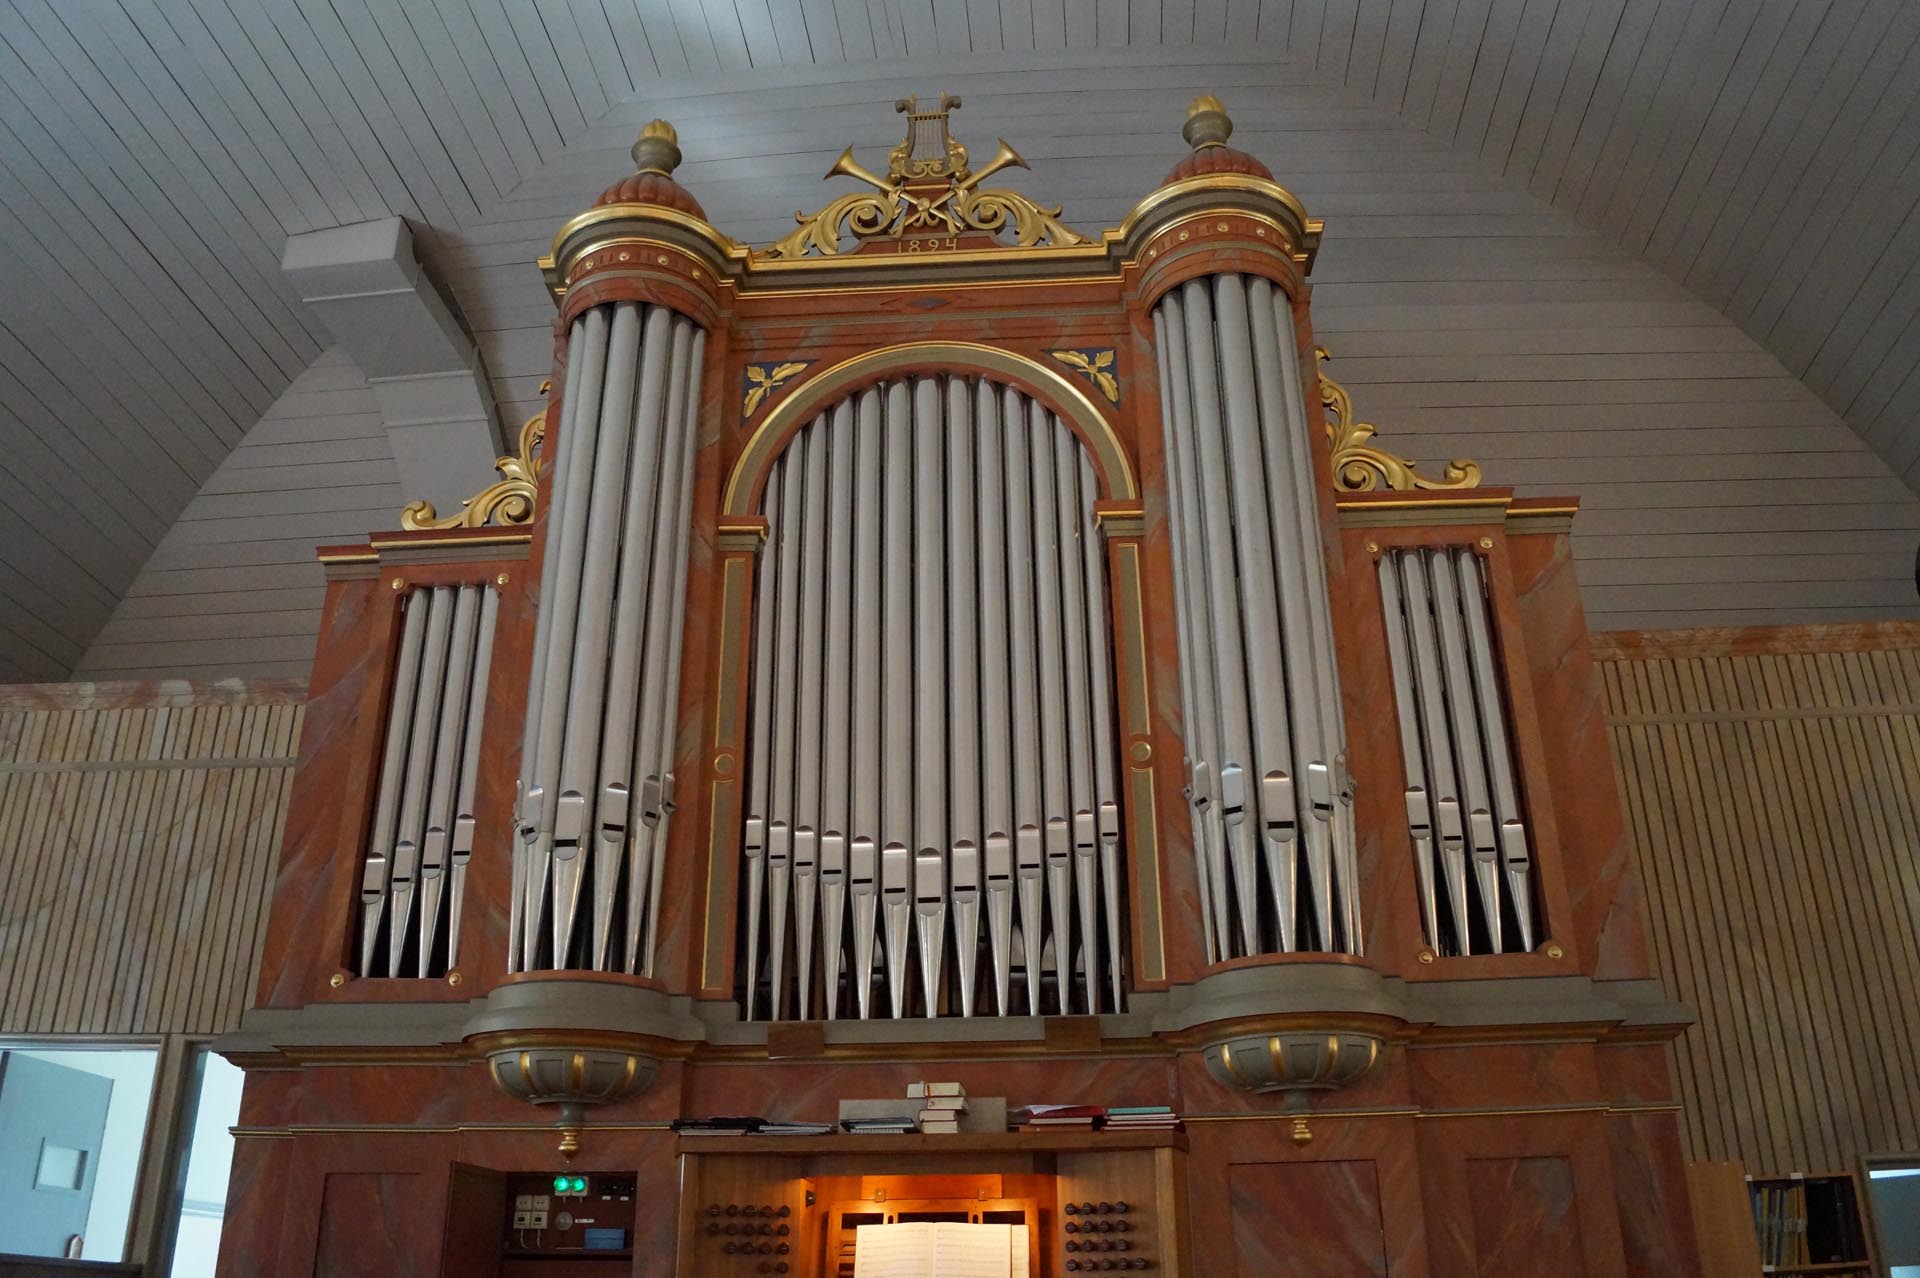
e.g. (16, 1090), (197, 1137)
(553, 1175), (568, 1193)
(571, 1176), (588, 1193)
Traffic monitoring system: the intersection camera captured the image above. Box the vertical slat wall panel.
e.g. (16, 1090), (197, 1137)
(1598, 628), (1920, 1173)
(0, 682), (302, 1036)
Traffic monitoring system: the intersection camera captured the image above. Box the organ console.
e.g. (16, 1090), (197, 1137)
(220, 93), (1707, 1277)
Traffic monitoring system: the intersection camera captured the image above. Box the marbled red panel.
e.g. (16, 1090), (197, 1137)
(1408, 1042), (1603, 1111)
(235, 1058), (691, 1129)
(316, 1172), (430, 1277)
(1507, 531), (1652, 982)
(684, 1057), (1180, 1121)
(215, 1128), (290, 1278)
(1228, 1160), (1389, 1278)
(1185, 1117), (1429, 1278)
(1594, 1043), (1679, 1104)
(1465, 1155), (1585, 1277)
(1606, 1110), (1701, 1276)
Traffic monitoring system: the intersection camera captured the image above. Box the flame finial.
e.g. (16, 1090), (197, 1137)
(630, 119), (682, 176)
(1184, 95), (1233, 151)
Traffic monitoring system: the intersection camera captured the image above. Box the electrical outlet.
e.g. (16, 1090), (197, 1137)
(512, 1211), (532, 1229)
(529, 1211), (548, 1230)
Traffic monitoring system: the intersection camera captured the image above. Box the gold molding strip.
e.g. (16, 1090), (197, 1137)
(1318, 349), (1482, 492)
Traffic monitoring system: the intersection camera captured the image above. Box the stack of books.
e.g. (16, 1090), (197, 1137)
(1103, 1106), (1180, 1131)
(1009, 1104), (1105, 1130)
(840, 1114), (919, 1135)
(909, 1080), (968, 1134)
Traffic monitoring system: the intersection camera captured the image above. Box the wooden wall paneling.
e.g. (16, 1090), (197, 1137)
(0, 688), (298, 1037)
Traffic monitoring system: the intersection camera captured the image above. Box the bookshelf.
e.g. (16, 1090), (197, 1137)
(1748, 1172), (1876, 1276)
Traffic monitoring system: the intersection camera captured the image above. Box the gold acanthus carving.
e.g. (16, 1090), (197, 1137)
(1317, 349), (1481, 492)
(1049, 348), (1120, 404)
(757, 94), (1088, 260)
(401, 394), (547, 530)
(742, 361), (811, 418)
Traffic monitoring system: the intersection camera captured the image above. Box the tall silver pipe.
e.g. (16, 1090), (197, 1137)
(1456, 549), (1534, 950)
(1172, 283), (1264, 954)
(1399, 551), (1470, 943)
(976, 382), (1015, 1015)
(1055, 418), (1100, 1013)
(634, 323), (705, 976)
(946, 378), (982, 1017)
(1079, 452), (1125, 1011)
(849, 388), (884, 1018)
(1209, 274), (1305, 952)
(791, 414), (831, 1016)
(1030, 400), (1073, 1010)
(1377, 558), (1442, 947)
(552, 303), (654, 967)
(1428, 548), (1503, 950)
(742, 461), (784, 1017)
(767, 428), (810, 1017)
(912, 378), (947, 1013)
(389, 585), (456, 973)
(523, 306), (611, 968)
(1002, 389), (1046, 1013)
(359, 591), (429, 975)
(448, 585), (498, 972)
(819, 398), (857, 1015)
(417, 584), (481, 975)
(1153, 306), (1226, 962)
(513, 317), (588, 973)
(881, 382), (914, 1017)
(1270, 291), (1359, 951)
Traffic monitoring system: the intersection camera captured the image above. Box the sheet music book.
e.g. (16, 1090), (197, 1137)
(852, 1222), (1029, 1278)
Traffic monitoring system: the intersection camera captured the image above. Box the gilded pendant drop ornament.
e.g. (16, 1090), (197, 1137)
(756, 94), (1088, 260)
(400, 394), (547, 530)
(1317, 348), (1482, 492)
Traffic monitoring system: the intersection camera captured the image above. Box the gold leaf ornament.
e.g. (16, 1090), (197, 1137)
(1316, 348), (1481, 492)
(742, 361), (813, 417)
(400, 397), (548, 530)
(1049, 348), (1121, 404)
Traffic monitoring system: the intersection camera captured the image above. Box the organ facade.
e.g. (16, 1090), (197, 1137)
(217, 95), (1704, 1276)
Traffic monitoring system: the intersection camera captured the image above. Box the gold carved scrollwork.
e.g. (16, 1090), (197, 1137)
(756, 94), (1088, 260)
(1317, 348), (1481, 492)
(400, 395), (547, 530)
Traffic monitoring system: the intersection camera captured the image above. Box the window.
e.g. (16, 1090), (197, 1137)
(1869, 1162), (1920, 1277)
(165, 1050), (245, 1277)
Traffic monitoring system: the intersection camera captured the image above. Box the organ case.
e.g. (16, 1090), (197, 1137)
(218, 95), (1705, 1278)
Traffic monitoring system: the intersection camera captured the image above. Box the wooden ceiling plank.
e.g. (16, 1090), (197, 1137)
(1342, 0), (1392, 94)
(1518, 0), (1622, 196)
(1129, 0), (1161, 47)
(894, 0), (941, 52)
(284, 0), (476, 224)
(1315, 0), (1359, 78)
(411, 0), (548, 179)
(1560, 0), (1688, 223)
(1495, 0), (1587, 181)
(1606, 0), (1768, 251)
(1065, 0), (1097, 47)
(1681, 0), (1877, 309)
(799, 0), (847, 60)
(0, 481), (136, 608)
(761, 0), (815, 60)
(140, 0), (343, 230)
(1803, 170), (1920, 401)
(0, 319), (195, 525)
(1721, 1), (1907, 325)
(1539, 0), (1657, 208)
(1450, 0), (1539, 160)
(463, 0), (574, 149)
(563, 0), (635, 97)
(1423, 0), (1493, 143)
(515, 0), (612, 121)
(1743, 14), (1920, 350)
(172, 0), (373, 224)
(731, 0), (787, 64)
(1372, 0), (1435, 111)
(1097, 0), (1126, 45)
(1645, 0), (1822, 280)
(0, 561), (96, 664)
(1474, 0), (1565, 171)
(1779, 117), (1920, 397)
(0, 110), (270, 437)
(0, 393), (164, 562)
(595, 0), (664, 79)
(659, 0), (724, 70)
(17, 3), (324, 377)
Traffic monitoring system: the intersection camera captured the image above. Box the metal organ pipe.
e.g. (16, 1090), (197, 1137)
(736, 374), (1128, 1020)
(356, 581), (500, 978)
(510, 300), (707, 975)
(1151, 273), (1361, 959)
(1380, 546), (1539, 955)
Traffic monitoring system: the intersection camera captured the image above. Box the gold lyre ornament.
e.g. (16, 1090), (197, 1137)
(1317, 349), (1482, 492)
(401, 396), (547, 530)
(757, 94), (1088, 260)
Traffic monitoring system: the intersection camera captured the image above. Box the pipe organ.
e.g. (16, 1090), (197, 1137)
(224, 96), (1707, 1278)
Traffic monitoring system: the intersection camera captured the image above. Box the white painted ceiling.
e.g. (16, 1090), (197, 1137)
(2, 0), (1917, 680)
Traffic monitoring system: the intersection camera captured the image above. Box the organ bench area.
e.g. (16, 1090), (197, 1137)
(216, 96), (1706, 1276)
